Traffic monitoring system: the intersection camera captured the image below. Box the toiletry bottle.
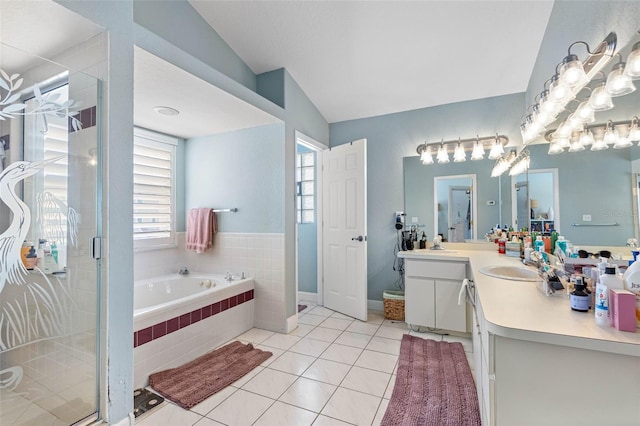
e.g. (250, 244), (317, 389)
(534, 235), (545, 253)
(570, 277), (590, 312)
(25, 246), (37, 270)
(600, 266), (623, 291)
(37, 239), (45, 268)
(595, 280), (610, 326)
(551, 232), (559, 256)
(555, 235), (567, 256)
(21, 240), (32, 268)
(524, 242), (533, 262)
(622, 255), (640, 329)
(51, 242), (58, 266)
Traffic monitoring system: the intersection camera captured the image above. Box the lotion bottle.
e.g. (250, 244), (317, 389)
(622, 258), (640, 330)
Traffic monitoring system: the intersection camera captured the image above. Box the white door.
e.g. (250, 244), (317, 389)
(322, 139), (367, 321)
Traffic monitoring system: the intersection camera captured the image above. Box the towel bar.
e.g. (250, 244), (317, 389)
(212, 208), (238, 213)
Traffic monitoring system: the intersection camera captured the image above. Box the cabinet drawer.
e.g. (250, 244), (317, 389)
(406, 259), (466, 280)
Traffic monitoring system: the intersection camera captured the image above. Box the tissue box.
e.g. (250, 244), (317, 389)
(505, 242), (521, 258)
(610, 289), (637, 332)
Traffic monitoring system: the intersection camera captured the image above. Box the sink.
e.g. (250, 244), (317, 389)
(429, 250), (458, 254)
(479, 265), (540, 282)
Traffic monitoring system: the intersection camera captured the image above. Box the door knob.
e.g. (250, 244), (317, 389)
(351, 235), (364, 242)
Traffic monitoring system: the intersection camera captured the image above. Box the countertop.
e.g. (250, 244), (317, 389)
(398, 248), (640, 357)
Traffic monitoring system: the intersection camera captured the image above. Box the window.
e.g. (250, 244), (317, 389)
(133, 128), (178, 249)
(296, 152), (315, 223)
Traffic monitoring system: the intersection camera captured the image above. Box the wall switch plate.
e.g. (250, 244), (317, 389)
(411, 217), (418, 223)
(582, 214), (592, 222)
(487, 200), (496, 206)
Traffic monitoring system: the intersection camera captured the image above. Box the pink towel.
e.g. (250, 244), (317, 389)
(186, 208), (217, 253)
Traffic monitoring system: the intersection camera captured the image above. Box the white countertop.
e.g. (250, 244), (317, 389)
(398, 248), (640, 357)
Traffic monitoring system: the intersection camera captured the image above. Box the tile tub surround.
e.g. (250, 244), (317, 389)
(133, 280), (255, 388)
(135, 232), (286, 332)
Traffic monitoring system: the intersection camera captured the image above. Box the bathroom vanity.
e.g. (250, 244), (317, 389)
(397, 248), (640, 426)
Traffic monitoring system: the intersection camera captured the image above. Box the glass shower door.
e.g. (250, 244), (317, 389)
(0, 46), (101, 425)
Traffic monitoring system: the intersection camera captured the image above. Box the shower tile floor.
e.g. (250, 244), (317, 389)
(136, 304), (474, 426)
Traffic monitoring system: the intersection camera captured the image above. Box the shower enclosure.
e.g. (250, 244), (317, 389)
(0, 41), (102, 425)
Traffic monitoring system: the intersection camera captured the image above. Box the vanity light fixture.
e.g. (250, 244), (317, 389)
(605, 56), (636, 96)
(436, 142), (450, 164)
(453, 139), (466, 162)
(508, 150), (530, 176)
(415, 134), (508, 166)
(625, 41), (640, 78)
(629, 116), (640, 142)
(420, 144), (434, 164)
(588, 82), (615, 111)
(488, 135), (505, 160)
(521, 32), (617, 144)
(544, 117), (640, 154)
(490, 149), (518, 177)
(471, 138), (485, 160)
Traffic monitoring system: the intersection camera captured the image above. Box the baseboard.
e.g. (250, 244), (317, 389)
(286, 313), (298, 333)
(298, 291), (317, 303)
(368, 299), (384, 312)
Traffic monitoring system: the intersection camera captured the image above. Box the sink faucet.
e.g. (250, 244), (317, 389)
(224, 272), (233, 282)
(430, 235), (445, 250)
(178, 266), (189, 275)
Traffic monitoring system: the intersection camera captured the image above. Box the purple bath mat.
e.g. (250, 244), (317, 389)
(298, 304), (307, 313)
(382, 335), (481, 426)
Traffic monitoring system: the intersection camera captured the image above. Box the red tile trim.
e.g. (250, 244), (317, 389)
(134, 288), (254, 347)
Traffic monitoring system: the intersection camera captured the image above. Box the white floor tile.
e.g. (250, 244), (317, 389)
(442, 334), (473, 352)
(290, 337), (332, 357)
(261, 333), (302, 350)
(334, 331), (373, 349)
(306, 327), (342, 343)
(136, 402), (202, 426)
(330, 312), (354, 320)
(194, 417), (226, 426)
(340, 366), (391, 397)
(354, 350), (398, 374)
(236, 328), (275, 345)
(321, 387), (381, 426)
(207, 389), (274, 426)
(382, 319), (408, 329)
(345, 321), (380, 336)
(374, 325), (408, 341)
(191, 385), (237, 416)
(366, 312), (386, 325)
(302, 358), (352, 386)
(307, 306), (335, 317)
(289, 323), (316, 337)
(372, 398), (390, 426)
(312, 415), (353, 426)
(384, 375), (396, 399)
(366, 336), (401, 355)
(299, 314), (328, 326)
(242, 367), (297, 399)
(279, 377), (337, 413)
(269, 351), (316, 375)
(254, 401), (318, 426)
(230, 366), (264, 388)
(319, 343), (363, 365)
(319, 317), (354, 331)
(408, 329), (443, 341)
(256, 345), (285, 367)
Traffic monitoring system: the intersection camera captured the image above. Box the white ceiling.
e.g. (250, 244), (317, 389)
(134, 47), (282, 139)
(190, 0), (555, 123)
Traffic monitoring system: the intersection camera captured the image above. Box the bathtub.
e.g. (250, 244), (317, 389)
(133, 273), (255, 387)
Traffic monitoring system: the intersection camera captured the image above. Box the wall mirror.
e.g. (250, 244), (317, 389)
(511, 169), (559, 233)
(434, 174), (477, 241)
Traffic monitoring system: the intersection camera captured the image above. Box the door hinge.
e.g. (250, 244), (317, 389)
(91, 237), (102, 260)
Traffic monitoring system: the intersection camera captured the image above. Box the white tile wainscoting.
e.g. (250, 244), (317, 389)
(135, 232), (286, 332)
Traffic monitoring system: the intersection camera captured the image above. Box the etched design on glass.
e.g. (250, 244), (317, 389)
(0, 366), (23, 390)
(37, 192), (80, 248)
(0, 70), (82, 131)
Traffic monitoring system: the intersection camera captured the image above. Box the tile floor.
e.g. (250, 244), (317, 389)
(136, 304), (474, 426)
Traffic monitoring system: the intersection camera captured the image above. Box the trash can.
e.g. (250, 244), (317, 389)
(383, 290), (405, 321)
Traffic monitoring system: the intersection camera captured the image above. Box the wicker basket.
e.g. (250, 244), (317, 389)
(383, 290), (405, 321)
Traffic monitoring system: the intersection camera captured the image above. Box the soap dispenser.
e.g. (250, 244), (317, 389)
(534, 236), (545, 253)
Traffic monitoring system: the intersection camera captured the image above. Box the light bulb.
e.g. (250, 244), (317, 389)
(559, 54), (586, 88)
(488, 139), (504, 159)
(471, 140), (485, 160)
(568, 138), (585, 152)
(579, 129), (594, 146)
(613, 135), (632, 149)
(574, 100), (595, 124)
(605, 62), (636, 96)
(453, 142), (466, 162)
(625, 42), (640, 78)
(588, 83), (614, 111)
(436, 144), (450, 164)
(603, 124), (619, 145)
(590, 138), (609, 151)
(420, 145), (434, 164)
(629, 118), (640, 142)
(548, 142), (564, 155)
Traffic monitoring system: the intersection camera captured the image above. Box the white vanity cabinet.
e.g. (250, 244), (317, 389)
(404, 258), (467, 332)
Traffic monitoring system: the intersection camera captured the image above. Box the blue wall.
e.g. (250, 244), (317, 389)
(185, 124), (285, 233)
(330, 93), (524, 301)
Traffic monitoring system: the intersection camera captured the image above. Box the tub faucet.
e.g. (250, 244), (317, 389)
(178, 267), (189, 275)
(225, 272), (233, 282)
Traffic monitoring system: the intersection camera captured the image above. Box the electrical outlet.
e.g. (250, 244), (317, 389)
(582, 214), (592, 222)
(411, 217), (418, 223)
